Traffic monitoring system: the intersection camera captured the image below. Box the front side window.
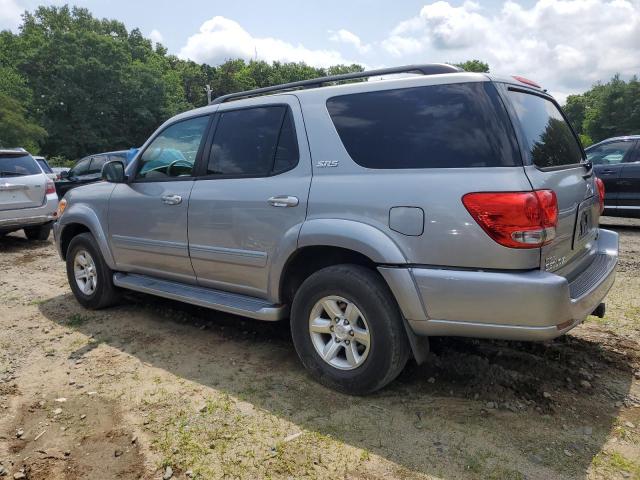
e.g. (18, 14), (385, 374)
(586, 141), (635, 165)
(207, 106), (299, 176)
(88, 155), (107, 174)
(70, 157), (90, 176)
(508, 90), (583, 168)
(136, 115), (209, 180)
(326, 82), (520, 169)
(0, 154), (41, 177)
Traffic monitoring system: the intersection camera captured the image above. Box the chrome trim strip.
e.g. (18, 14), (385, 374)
(111, 234), (188, 257)
(189, 244), (268, 267)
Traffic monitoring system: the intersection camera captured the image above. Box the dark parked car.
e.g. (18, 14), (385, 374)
(587, 136), (640, 218)
(55, 150), (136, 198)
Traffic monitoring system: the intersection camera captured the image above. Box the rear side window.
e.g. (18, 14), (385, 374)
(0, 154), (41, 177)
(508, 90), (583, 168)
(207, 106), (299, 176)
(326, 82), (519, 169)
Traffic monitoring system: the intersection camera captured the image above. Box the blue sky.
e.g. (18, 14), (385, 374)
(1, 0), (639, 102)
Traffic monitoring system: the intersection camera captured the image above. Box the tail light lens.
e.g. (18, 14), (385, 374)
(595, 177), (605, 214)
(462, 190), (558, 249)
(45, 179), (56, 195)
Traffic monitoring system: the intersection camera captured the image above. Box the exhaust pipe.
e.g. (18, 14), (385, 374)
(591, 303), (606, 318)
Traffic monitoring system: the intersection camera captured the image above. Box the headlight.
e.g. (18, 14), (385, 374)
(56, 199), (67, 218)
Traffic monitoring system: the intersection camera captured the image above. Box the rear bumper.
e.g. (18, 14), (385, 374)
(0, 193), (58, 231)
(381, 228), (618, 341)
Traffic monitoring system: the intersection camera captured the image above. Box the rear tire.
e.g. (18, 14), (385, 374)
(24, 223), (52, 241)
(290, 264), (410, 395)
(66, 232), (120, 309)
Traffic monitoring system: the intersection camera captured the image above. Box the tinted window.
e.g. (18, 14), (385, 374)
(88, 155), (107, 174)
(586, 141), (635, 165)
(70, 157), (90, 176)
(326, 82), (519, 169)
(207, 106), (298, 176)
(137, 115), (209, 180)
(0, 154), (40, 177)
(508, 90), (583, 168)
(36, 158), (53, 173)
(109, 152), (128, 163)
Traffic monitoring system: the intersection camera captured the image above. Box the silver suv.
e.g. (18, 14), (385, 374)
(53, 64), (618, 394)
(1, 149), (58, 240)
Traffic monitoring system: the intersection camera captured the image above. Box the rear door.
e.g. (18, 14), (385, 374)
(587, 139), (637, 209)
(188, 96), (311, 299)
(0, 153), (46, 211)
(502, 86), (598, 275)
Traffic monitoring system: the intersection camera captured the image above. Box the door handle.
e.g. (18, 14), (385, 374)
(601, 169), (616, 174)
(161, 194), (182, 205)
(268, 195), (299, 207)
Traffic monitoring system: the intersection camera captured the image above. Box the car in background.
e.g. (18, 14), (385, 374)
(33, 155), (59, 181)
(55, 150), (135, 198)
(587, 135), (640, 218)
(0, 148), (58, 240)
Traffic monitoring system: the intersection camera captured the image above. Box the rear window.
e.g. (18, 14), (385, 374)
(36, 158), (53, 173)
(0, 154), (41, 177)
(507, 90), (583, 168)
(326, 82), (519, 169)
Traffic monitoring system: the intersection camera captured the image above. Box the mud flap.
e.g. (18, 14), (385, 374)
(402, 317), (430, 364)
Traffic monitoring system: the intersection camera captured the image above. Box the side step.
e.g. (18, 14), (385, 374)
(113, 273), (288, 321)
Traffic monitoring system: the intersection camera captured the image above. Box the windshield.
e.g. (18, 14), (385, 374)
(0, 154), (41, 177)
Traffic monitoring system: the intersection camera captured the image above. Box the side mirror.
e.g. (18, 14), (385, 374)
(60, 170), (69, 179)
(101, 160), (127, 183)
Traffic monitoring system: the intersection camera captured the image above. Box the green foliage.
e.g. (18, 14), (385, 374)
(563, 74), (640, 143)
(453, 59), (490, 73)
(0, 93), (47, 151)
(0, 5), (368, 160)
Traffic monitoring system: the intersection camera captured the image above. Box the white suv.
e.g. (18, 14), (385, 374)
(0, 149), (58, 240)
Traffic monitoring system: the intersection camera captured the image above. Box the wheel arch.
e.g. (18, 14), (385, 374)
(57, 205), (115, 268)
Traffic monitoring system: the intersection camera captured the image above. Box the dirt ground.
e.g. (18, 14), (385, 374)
(0, 218), (639, 480)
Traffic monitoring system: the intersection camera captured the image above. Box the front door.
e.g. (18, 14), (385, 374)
(188, 96), (311, 300)
(108, 115), (210, 283)
(589, 139), (637, 210)
(619, 141), (640, 212)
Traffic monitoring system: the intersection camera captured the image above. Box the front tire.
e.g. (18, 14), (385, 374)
(24, 223), (52, 240)
(290, 264), (410, 395)
(66, 232), (120, 309)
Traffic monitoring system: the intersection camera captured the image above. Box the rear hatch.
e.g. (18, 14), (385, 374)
(499, 84), (599, 278)
(0, 152), (47, 211)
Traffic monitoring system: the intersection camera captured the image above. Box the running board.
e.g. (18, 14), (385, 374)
(113, 273), (287, 321)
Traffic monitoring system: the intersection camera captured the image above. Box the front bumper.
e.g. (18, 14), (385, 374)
(380, 228), (618, 341)
(0, 193), (58, 231)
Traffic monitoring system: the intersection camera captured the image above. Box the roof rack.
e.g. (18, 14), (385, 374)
(209, 63), (464, 105)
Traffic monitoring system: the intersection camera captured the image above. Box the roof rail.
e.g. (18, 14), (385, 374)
(209, 63), (464, 105)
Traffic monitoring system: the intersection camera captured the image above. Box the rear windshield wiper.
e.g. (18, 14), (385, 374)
(0, 171), (26, 177)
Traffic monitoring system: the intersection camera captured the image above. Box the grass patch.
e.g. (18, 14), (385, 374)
(66, 313), (90, 326)
(593, 452), (640, 479)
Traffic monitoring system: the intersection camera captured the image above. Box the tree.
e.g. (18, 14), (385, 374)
(453, 59), (490, 73)
(0, 93), (47, 151)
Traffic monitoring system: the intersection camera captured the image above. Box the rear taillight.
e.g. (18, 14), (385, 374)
(46, 179), (56, 195)
(595, 177), (605, 214)
(462, 190), (558, 249)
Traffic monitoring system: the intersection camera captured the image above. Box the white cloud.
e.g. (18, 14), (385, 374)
(381, 0), (640, 98)
(329, 29), (371, 54)
(179, 16), (354, 67)
(0, 0), (22, 31)
(148, 29), (163, 45)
